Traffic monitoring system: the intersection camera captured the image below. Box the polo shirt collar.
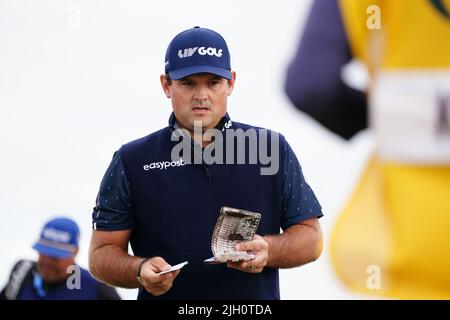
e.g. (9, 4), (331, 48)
(168, 112), (232, 133)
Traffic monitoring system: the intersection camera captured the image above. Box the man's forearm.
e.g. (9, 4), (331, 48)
(89, 244), (142, 288)
(263, 220), (323, 269)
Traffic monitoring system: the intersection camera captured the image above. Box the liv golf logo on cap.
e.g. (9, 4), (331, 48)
(178, 47), (224, 58)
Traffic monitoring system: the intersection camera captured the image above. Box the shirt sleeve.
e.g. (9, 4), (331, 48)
(0, 260), (35, 300)
(92, 151), (134, 231)
(280, 138), (323, 230)
(284, 0), (367, 139)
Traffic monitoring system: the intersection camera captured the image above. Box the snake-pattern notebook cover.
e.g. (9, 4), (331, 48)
(204, 206), (261, 264)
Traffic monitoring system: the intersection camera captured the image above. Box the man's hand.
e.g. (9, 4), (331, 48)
(226, 235), (269, 273)
(139, 257), (180, 296)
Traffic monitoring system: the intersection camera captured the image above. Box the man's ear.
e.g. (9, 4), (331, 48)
(227, 71), (236, 96)
(160, 74), (171, 98)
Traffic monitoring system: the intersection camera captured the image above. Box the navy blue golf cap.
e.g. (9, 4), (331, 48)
(32, 217), (80, 259)
(164, 26), (232, 80)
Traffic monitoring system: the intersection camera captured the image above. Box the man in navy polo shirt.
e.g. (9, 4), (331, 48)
(89, 26), (323, 300)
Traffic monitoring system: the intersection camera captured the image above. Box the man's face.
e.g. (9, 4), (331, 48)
(37, 253), (76, 283)
(161, 72), (236, 134)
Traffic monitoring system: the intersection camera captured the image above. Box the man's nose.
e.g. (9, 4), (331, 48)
(193, 86), (209, 101)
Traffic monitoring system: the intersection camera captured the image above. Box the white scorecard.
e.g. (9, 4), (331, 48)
(157, 261), (189, 275)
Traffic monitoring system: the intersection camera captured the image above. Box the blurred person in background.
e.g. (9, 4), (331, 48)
(285, 0), (450, 299)
(0, 217), (120, 300)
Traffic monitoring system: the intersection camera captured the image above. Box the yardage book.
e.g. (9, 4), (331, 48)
(204, 206), (261, 264)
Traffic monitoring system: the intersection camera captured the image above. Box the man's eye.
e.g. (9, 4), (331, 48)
(209, 81), (219, 86)
(181, 82), (193, 86)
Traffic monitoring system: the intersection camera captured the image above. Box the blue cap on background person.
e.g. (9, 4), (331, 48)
(32, 217), (80, 259)
(164, 26), (232, 80)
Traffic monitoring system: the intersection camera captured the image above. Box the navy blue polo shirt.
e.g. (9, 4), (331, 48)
(92, 113), (323, 300)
